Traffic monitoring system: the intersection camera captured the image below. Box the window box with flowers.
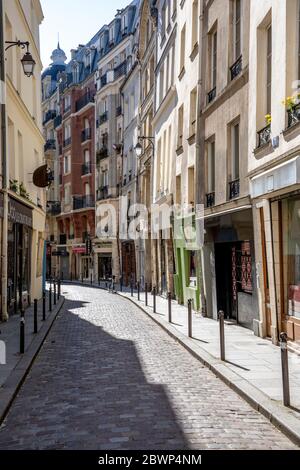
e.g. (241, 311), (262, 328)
(283, 95), (300, 128)
(257, 114), (271, 148)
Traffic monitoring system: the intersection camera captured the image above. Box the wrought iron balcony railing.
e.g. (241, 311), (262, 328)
(100, 74), (107, 87)
(207, 87), (216, 104)
(229, 179), (240, 200)
(257, 124), (271, 148)
(99, 111), (108, 125)
(230, 55), (242, 81)
(114, 61), (127, 80)
(96, 147), (108, 163)
(73, 195), (95, 210)
(64, 104), (71, 115)
(287, 102), (300, 128)
(206, 192), (215, 208)
(75, 92), (95, 112)
(59, 234), (67, 245)
(44, 139), (56, 152)
(63, 137), (72, 147)
(96, 186), (109, 200)
(81, 128), (92, 142)
(43, 110), (56, 125)
(82, 162), (92, 175)
(54, 114), (62, 128)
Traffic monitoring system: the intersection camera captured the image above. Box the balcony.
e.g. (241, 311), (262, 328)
(114, 60), (127, 80)
(82, 162), (92, 175)
(99, 111), (108, 125)
(100, 74), (107, 87)
(43, 110), (56, 125)
(287, 102), (300, 128)
(96, 186), (109, 200)
(207, 87), (216, 104)
(96, 147), (108, 163)
(206, 192), (215, 208)
(116, 106), (122, 117)
(59, 234), (67, 245)
(47, 201), (61, 216)
(75, 93), (94, 113)
(257, 124), (271, 148)
(44, 139), (56, 152)
(63, 137), (72, 147)
(64, 104), (71, 115)
(73, 195), (95, 210)
(229, 179), (240, 200)
(230, 55), (242, 81)
(81, 128), (92, 142)
(54, 114), (62, 128)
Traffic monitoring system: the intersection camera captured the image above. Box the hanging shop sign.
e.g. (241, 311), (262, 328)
(8, 196), (33, 228)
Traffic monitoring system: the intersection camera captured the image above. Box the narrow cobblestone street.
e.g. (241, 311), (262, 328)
(0, 285), (297, 450)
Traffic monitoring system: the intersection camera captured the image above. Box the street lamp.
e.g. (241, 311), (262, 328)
(5, 41), (35, 77)
(135, 136), (155, 157)
(135, 142), (143, 157)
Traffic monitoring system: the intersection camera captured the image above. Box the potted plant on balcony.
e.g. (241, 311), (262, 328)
(9, 179), (18, 193)
(282, 95), (300, 127)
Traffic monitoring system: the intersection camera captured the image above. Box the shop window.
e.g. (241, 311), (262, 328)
(284, 198), (300, 318)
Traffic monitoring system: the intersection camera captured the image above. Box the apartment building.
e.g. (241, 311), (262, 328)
(55, 37), (98, 280)
(42, 44), (66, 278)
(173, 0), (200, 309)
(94, 0), (140, 283)
(196, 0), (259, 332)
(249, 0), (300, 345)
(1, 0), (45, 319)
(151, 0), (177, 296)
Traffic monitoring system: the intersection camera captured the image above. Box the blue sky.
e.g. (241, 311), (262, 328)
(40, 0), (131, 68)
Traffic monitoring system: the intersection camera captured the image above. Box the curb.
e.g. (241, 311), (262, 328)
(0, 296), (65, 426)
(117, 292), (300, 447)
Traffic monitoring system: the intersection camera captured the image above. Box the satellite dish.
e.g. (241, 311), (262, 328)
(33, 164), (50, 188)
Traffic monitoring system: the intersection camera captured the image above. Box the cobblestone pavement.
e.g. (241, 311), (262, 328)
(0, 285), (297, 450)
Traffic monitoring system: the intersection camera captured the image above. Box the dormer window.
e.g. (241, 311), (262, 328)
(84, 50), (91, 69)
(122, 14), (128, 33)
(109, 26), (114, 44)
(72, 63), (79, 83)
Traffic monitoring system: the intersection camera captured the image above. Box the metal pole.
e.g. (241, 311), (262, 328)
(153, 287), (156, 313)
(131, 281), (133, 297)
(120, 276), (123, 292)
(42, 291), (46, 321)
(280, 332), (290, 407)
(137, 281), (140, 301)
(218, 310), (225, 361)
(58, 279), (61, 300)
(53, 279), (57, 305)
(49, 286), (52, 312)
(145, 283), (148, 306)
(33, 299), (38, 334)
(188, 299), (193, 338)
(20, 309), (25, 354)
(90, 273), (93, 285)
(168, 292), (172, 323)
(98, 275), (100, 287)
(81, 273), (84, 284)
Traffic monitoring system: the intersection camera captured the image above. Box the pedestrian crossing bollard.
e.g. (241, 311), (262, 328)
(145, 283), (148, 306)
(49, 286), (52, 312)
(20, 309), (25, 354)
(188, 299), (193, 338)
(137, 282), (140, 301)
(168, 292), (172, 323)
(153, 287), (156, 313)
(42, 291), (46, 321)
(33, 299), (38, 334)
(218, 310), (225, 361)
(53, 280), (57, 306)
(280, 332), (290, 407)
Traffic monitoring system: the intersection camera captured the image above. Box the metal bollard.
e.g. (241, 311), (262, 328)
(137, 282), (140, 301)
(58, 279), (61, 300)
(168, 292), (172, 323)
(49, 286), (52, 312)
(70, 272), (73, 282)
(120, 277), (123, 292)
(61, 272), (64, 282)
(280, 332), (290, 407)
(91, 273), (93, 285)
(218, 310), (225, 361)
(20, 309), (25, 354)
(131, 281), (134, 297)
(34, 299), (38, 334)
(153, 287), (156, 313)
(82, 274), (84, 284)
(54, 280), (57, 306)
(188, 299), (193, 338)
(145, 283), (148, 306)
(98, 276), (100, 287)
(42, 291), (46, 321)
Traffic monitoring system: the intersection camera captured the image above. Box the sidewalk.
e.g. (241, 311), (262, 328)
(0, 287), (64, 423)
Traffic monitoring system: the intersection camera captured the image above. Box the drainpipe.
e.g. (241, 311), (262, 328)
(195, 0), (208, 315)
(0, 0), (8, 321)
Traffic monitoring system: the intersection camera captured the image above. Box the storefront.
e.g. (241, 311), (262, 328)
(7, 196), (33, 312)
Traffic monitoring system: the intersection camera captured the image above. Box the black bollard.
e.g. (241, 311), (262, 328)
(42, 291), (46, 321)
(188, 299), (193, 338)
(145, 283), (148, 306)
(33, 299), (38, 334)
(218, 310), (225, 361)
(120, 277), (123, 292)
(168, 292), (172, 323)
(137, 282), (140, 301)
(53, 280), (57, 306)
(20, 309), (25, 354)
(131, 281), (134, 297)
(91, 273), (93, 285)
(153, 287), (156, 313)
(49, 286), (52, 312)
(280, 332), (290, 407)
(58, 279), (61, 300)
(98, 276), (100, 287)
